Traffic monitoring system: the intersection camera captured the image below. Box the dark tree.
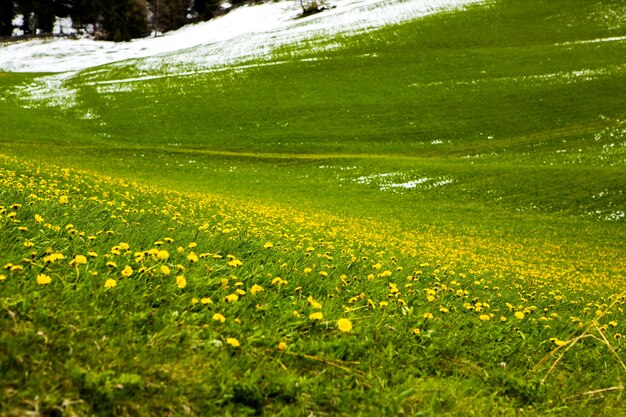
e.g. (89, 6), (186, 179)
(95, 0), (148, 41)
(33, 0), (56, 33)
(0, 0), (15, 36)
(148, 0), (189, 33)
(190, 0), (220, 21)
(66, 0), (98, 33)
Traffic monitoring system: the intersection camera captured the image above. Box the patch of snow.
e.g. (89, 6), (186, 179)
(0, 0), (483, 73)
(556, 35), (626, 46)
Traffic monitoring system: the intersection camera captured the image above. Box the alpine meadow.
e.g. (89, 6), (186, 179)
(0, 0), (625, 415)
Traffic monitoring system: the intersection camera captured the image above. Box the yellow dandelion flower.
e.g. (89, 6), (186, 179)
(225, 294), (239, 302)
(0, 274), (5, 281)
(157, 250), (169, 260)
(303, 267), (312, 274)
(213, 313), (226, 323)
(187, 252), (198, 263)
(176, 275), (187, 288)
(608, 321), (617, 327)
(319, 271), (328, 277)
(227, 259), (243, 267)
(235, 289), (246, 296)
(106, 261), (117, 268)
(201, 297), (213, 305)
(59, 195), (68, 204)
(226, 337), (240, 348)
(36, 273), (52, 285)
(309, 312), (323, 321)
(104, 278), (116, 289)
(191, 297), (199, 305)
(160, 265), (171, 276)
(250, 284), (264, 295)
(337, 318), (353, 333)
(271, 277), (287, 286)
(188, 242), (197, 249)
(479, 314), (491, 322)
(380, 270), (392, 277)
(277, 341), (287, 351)
(34, 214), (44, 223)
(70, 255), (88, 266)
(264, 242), (273, 249)
(550, 338), (567, 347)
(423, 312), (434, 319)
(412, 328), (421, 335)
(500, 316), (507, 322)
(379, 301), (389, 308)
(88, 251), (98, 258)
(307, 296), (322, 309)
(23, 241), (35, 248)
(439, 306), (449, 313)
(121, 265), (133, 277)
(514, 311), (525, 320)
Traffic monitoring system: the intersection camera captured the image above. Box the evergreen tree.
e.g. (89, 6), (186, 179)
(191, 0), (220, 21)
(0, 0), (15, 37)
(149, 0), (189, 33)
(33, 0), (55, 33)
(66, 0), (98, 33)
(95, 0), (148, 41)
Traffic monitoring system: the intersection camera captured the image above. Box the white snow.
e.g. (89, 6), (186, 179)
(0, 0), (482, 73)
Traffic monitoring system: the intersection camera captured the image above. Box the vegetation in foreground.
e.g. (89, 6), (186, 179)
(1, 0), (625, 415)
(1, 156), (624, 416)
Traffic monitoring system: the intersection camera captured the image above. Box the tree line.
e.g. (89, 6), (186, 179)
(0, 0), (259, 41)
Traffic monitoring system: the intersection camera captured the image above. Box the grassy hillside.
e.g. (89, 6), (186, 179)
(1, 0), (625, 415)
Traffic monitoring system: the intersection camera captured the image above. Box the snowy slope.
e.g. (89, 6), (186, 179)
(0, 0), (481, 73)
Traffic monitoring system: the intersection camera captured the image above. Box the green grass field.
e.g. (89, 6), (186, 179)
(1, 0), (625, 415)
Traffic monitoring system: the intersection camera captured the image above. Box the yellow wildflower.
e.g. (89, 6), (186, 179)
(228, 259), (243, 267)
(550, 338), (567, 347)
(187, 252), (198, 263)
(121, 265), (133, 277)
(157, 250), (169, 260)
(213, 313), (226, 323)
(423, 312), (434, 319)
(176, 275), (187, 288)
(225, 294), (239, 302)
(104, 279), (117, 289)
(160, 265), (171, 276)
(479, 314), (491, 322)
(226, 337), (240, 348)
(514, 311), (525, 320)
(36, 273), (52, 285)
(201, 297), (213, 305)
(307, 296), (322, 309)
(264, 242), (273, 249)
(0, 274), (6, 281)
(337, 318), (353, 333)
(309, 312), (323, 321)
(277, 341), (287, 351)
(34, 214), (44, 223)
(250, 284), (264, 295)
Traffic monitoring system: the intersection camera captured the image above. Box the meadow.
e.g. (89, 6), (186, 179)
(1, 0), (625, 415)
